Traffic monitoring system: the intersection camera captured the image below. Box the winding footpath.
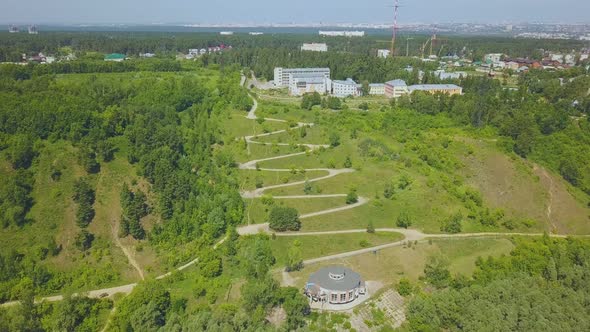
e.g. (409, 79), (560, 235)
(239, 89), (369, 217)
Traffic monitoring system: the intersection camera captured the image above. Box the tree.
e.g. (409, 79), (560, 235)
(398, 174), (412, 189)
(329, 132), (341, 147)
(396, 211), (412, 229)
(366, 221), (375, 233)
(301, 92), (322, 110)
(440, 213), (462, 233)
(424, 255), (451, 288)
(346, 188), (359, 204)
(397, 278), (413, 296)
(6, 135), (36, 169)
(280, 287), (310, 329)
(361, 80), (370, 96)
(113, 280), (171, 331)
(299, 126), (307, 138)
(286, 240), (303, 272)
(383, 182), (395, 199)
(358, 101), (369, 110)
(73, 177), (96, 227)
(559, 159), (580, 186)
(268, 206), (300, 231)
(343, 155), (352, 168)
(199, 250), (223, 278)
(325, 96), (342, 110)
(303, 179), (312, 195)
(241, 275), (279, 311)
(75, 230), (94, 251)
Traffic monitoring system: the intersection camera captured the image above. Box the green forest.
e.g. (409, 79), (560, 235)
(1, 32), (589, 331)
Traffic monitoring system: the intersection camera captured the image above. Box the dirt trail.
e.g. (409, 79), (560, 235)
(239, 92), (368, 219)
(533, 164), (558, 232)
(111, 221), (144, 281)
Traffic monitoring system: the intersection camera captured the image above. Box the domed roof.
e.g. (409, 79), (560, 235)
(308, 265), (362, 291)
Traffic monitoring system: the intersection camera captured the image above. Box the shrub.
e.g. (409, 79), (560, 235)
(396, 211), (412, 229)
(440, 213), (462, 233)
(346, 189), (359, 204)
(397, 278), (413, 296)
(268, 206), (300, 232)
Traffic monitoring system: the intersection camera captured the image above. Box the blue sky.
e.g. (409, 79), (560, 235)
(2, 0), (589, 24)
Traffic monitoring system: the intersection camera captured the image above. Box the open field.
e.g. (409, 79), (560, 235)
(269, 232), (404, 267)
(284, 237), (515, 288)
(238, 169), (329, 191)
(244, 196), (350, 225)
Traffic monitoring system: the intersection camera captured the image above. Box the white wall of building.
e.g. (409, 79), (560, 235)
(301, 43), (328, 52)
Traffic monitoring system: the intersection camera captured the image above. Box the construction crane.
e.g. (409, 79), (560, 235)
(421, 33), (447, 58)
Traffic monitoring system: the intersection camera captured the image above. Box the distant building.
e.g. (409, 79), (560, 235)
(220, 31), (233, 35)
(274, 67), (330, 87)
(484, 53), (503, 64)
(104, 53), (126, 62)
(384, 79), (409, 98)
(434, 70), (467, 80)
(288, 72), (331, 96)
(384, 79), (462, 97)
(505, 61), (520, 70)
(319, 30), (365, 37)
(305, 266), (365, 304)
(301, 43), (328, 52)
(377, 49), (391, 58)
(8, 25), (19, 33)
(249, 32), (264, 36)
(139, 52), (156, 58)
(332, 78), (360, 97)
(369, 83), (385, 95)
(28, 25), (38, 35)
(408, 84), (462, 95)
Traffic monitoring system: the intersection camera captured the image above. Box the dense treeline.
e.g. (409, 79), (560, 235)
(0, 63), (252, 301)
(1, 31), (586, 63)
(407, 236), (590, 331)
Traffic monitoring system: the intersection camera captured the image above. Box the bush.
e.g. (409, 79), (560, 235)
(440, 213), (462, 233)
(396, 211), (412, 229)
(346, 189), (359, 204)
(366, 221), (375, 233)
(397, 278), (413, 296)
(75, 230), (94, 251)
(329, 132), (341, 147)
(268, 206), (300, 232)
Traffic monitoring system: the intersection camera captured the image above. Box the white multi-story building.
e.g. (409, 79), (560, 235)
(332, 78), (361, 97)
(220, 31), (234, 35)
(377, 49), (391, 58)
(274, 67), (330, 87)
(301, 43), (328, 52)
(288, 73), (331, 96)
(384, 79), (409, 98)
(369, 83), (385, 95)
(319, 30), (365, 37)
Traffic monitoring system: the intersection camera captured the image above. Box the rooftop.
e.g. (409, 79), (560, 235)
(333, 78), (357, 86)
(385, 79), (407, 87)
(105, 53), (126, 60)
(409, 84), (461, 91)
(307, 266), (362, 291)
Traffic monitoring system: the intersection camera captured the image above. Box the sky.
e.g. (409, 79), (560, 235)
(2, 0), (590, 24)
